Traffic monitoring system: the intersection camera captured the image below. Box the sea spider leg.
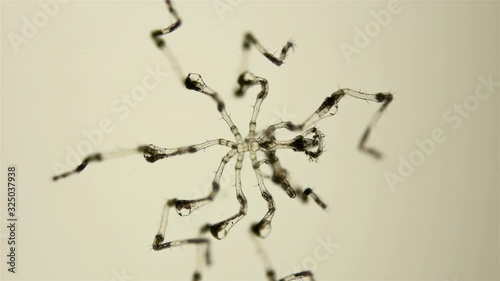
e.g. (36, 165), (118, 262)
(279, 272), (316, 281)
(209, 153), (248, 240)
(234, 71), (269, 140)
(52, 146), (147, 181)
(263, 150), (296, 198)
(144, 139), (235, 163)
(297, 187), (327, 210)
(271, 127), (326, 160)
(263, 128), (328, 209)
(152, 199), (210, 281)
(250, 152), (276, 239)
(241, 32), (295, 67)
(258, 154), (328, 210)
(242, 32), (295, 66)
(52, 139), (235, 181)
(235, 34), (294, 96)
(185, 73), (244, 143)
(151, 0), (185, 82)
(172, 149), (237, 217)
(151, 0), (181, 44)
(251, 230), (315, 281)
(261, 89), (393, 159)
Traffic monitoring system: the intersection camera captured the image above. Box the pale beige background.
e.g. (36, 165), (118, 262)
(1, 0), (499, 281)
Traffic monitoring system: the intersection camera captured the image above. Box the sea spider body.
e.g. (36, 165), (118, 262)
(141, 72), (327, 241)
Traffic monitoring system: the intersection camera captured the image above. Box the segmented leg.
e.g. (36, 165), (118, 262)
(152, 199), (211, 281)
(241, 32), (294, 66)
(52, 146), (148, 181)
(234, 71), (269, 140)
(251, 229), (315, 281)
(52, 139), (235, 181)
(279, 271), (315, 281)
(296, 187), (327, 210)
(209, 153), (247, 239)
(264, 150), (296, 198)
(261, 89), (393, 159)
(173, 149), (237, 217)
(185, 73), (244, 143)
(243, 32), (294, 66)
(144, 139), (235, 163)
(260, 150), (327, 210)
(151, 0), (181, 46)
(270, 127), (326, 161)
(151, 0), (184, 82)
(235, 33), (294, 96)
(250, 152), (276, 238)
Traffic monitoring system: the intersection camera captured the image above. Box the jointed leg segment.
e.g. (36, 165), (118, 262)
(209, 153), (247, 240)
(241, 32), (295, 67)
(151, 0), (184, 82)
(264, 150), (296, 198)
(235, 33), (294, 97)
(52, 145), (148, 181)
(174, 149), (237, 217)
(151, 0), (181, 48)
(261, 149), (327, 210)
(234, 71), (269, 139)
(53, 139), (235, 181)
(185, 73), (244, 143)
(259, 89), (393, 159)
(297, 188), (327, 210)
(252, 230), (316, 281)
(250, 152), (276, 238)
(144, 139), (236, 163)
(153, 199), (211, 281)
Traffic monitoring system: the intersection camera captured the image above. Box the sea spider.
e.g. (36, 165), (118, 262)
(53, 1), (393, 280)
